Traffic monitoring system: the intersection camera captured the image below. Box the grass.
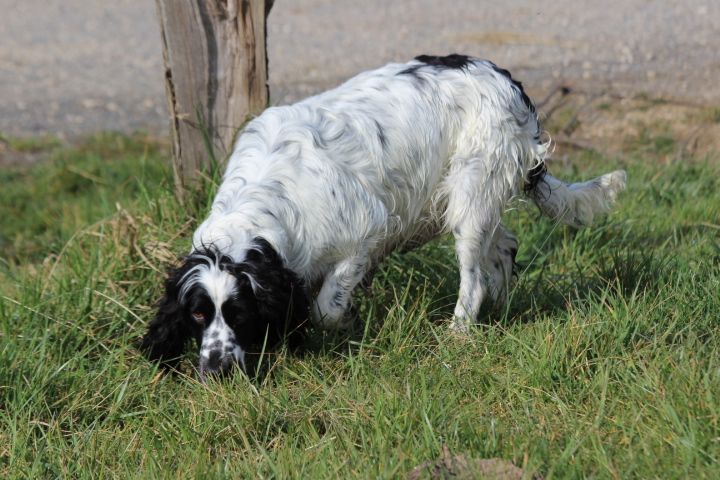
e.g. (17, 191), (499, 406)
(1, 128), (719, 478)
(0, 132), (171, 262)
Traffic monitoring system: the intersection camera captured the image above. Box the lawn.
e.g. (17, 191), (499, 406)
(1, 125), (719, 478)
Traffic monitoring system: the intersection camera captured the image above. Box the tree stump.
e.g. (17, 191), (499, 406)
(155, 0), (273, 198)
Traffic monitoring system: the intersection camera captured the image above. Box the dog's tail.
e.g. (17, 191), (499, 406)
(524, 164), (627, 227)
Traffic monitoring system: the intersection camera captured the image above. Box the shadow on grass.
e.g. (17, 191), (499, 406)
(500, 247), (672, 324)
(364, 228), (672, 332)
(248, 226), (669, 359)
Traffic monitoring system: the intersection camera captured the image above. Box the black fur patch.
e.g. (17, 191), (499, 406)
(399, 53), (472, 76)
(140, 253), (213, 367)
(523, 161), (547, 193)
(241, 238), (310, 338)
(415, 54), (472, 70)
(488, 61), (535, 113)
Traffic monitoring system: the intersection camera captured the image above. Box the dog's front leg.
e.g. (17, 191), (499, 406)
(312, 255), (369, 330)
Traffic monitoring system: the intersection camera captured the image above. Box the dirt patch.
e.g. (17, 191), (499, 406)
(535, 85), (720, 162)
(407, 446), (538, 480)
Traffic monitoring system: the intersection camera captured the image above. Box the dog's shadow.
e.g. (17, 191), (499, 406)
(247, 226), (670, 383)
(502, 247), (669, 324)
(340, 233), (665, 331)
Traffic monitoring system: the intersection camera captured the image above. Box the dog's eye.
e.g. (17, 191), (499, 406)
(191, 312), (206, 323)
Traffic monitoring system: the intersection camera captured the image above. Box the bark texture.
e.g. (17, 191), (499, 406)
(156, 0), (272, 194)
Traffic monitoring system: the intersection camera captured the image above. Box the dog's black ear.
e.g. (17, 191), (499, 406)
(260, 268), (310, 341)
(140, 266), (196, 368)
(247, 239), (310, 342)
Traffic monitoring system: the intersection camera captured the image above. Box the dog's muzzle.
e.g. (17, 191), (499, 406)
(198, 343), (247, 380)
(198, 349), (239, 380)
(198, 315), (247, 380)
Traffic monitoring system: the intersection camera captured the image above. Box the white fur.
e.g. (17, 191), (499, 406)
(192, 56), (626, 330)
(181, 257), (247, 374)
(529, 170), (627, 227)
(200, 313), (246, 376)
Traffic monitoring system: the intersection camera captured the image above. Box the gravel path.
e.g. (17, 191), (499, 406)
(1, 0), (718, 139)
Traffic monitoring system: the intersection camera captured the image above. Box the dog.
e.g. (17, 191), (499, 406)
(141, 54), (626, 378)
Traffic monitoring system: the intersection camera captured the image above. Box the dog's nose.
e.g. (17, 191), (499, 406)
(206, 349), (225, 370)
(199, 350), (236, 379)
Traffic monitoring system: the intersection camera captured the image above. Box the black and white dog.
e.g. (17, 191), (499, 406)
(141, 54), (625, 377)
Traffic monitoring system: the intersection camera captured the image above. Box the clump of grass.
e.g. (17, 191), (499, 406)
(633, 93), (669, 110)
(596, 102), (611, 111)
(1, 133), (719, 478)
(710, 108), (720, 123)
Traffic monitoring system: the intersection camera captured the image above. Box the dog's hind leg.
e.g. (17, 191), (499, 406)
(450, 230), (492, 332)
(484, 225), (518, 305)
(312, 253), (369, 331)
(444, 155), (515, 332)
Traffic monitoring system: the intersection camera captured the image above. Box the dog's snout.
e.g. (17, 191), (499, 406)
(206, 350), (225, 371)
(199, 350), (236, 378)
(198, 316), (247, 379)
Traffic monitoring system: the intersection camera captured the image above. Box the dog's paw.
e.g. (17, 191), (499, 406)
(448, 317), (472, 335)
(598, 169), (627, 203)
(311, 301), (354, 331)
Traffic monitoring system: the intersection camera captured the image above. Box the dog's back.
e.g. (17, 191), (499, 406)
(196, 55), (544, 279)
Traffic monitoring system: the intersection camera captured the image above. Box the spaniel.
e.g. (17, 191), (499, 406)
(141, 54), (626, 378)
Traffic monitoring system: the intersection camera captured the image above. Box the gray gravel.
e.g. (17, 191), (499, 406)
(1, 0), (718, 139)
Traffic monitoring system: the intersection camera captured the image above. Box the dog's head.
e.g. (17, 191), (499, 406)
(140, 238), (308, 379)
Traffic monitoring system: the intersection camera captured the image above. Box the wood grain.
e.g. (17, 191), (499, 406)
(155, 0), (271, 195)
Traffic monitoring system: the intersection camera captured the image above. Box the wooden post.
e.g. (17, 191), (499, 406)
(155, 0), (273, 198)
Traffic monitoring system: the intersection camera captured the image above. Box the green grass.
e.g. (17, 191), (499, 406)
(0, 132), (172, 263)
(1, 131), (719, 478)
(703, 108), (720, 124)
